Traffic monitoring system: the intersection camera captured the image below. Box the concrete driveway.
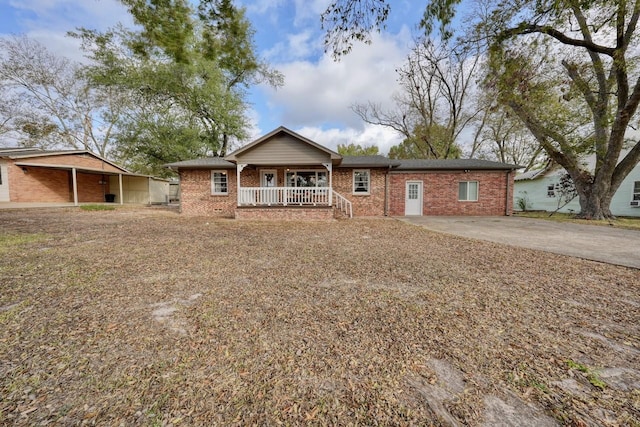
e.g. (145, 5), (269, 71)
(399, 216), (640, 269)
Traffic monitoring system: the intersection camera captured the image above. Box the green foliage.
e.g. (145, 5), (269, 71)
(388, 123), (461, 159)
(566, 360), (606, 390)
(515, 192), (530, 212)
(337, 143), (379, 156)
(70, 0), (281, 176)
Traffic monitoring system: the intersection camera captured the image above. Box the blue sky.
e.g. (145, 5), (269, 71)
(0, 0), (425, 153)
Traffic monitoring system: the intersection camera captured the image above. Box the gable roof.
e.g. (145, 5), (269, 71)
(0, 147), (131, 173)
(224, 126), (342, 162)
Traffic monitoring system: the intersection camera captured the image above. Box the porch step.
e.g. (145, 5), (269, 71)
(235, 205), (333, 220)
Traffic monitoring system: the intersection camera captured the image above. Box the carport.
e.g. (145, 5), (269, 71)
(14, 161), (128, 206)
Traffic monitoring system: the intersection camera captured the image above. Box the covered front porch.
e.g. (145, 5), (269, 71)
(235, 163), (333, 207)
(233, 164), (352, 218)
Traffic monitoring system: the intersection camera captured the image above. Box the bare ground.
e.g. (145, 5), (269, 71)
(0, 207), (638, 426)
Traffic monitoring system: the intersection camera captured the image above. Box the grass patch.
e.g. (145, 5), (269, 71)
(515, 211), (640, 230)
(0, 233), (47, 255)
(80, 204), (116, 211)
(566, 360), (607, 390)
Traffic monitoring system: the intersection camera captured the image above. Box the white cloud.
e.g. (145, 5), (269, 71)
(2, 0), (131, 62)
(294, 124), (403, 155)
(292, 0), (332, 27)
(264, 29), (318, 61)
(261, 28), (411, 129)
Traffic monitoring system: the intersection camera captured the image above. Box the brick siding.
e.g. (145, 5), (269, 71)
(235, 206), (333, 220)
(332, 168), (387, 216)
(389, 171), (514, 216)
(177, 166), (514, 218)
(179, 169), (237, 217)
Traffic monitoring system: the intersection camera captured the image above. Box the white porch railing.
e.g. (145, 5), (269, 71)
(333, 191), (353, 218)
(239, 187), (331, 206)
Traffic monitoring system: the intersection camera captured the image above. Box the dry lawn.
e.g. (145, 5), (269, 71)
(0, 207), (638, 426)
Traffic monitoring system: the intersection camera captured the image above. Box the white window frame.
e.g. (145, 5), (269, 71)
(633, 181), (640, 201)
(458, 181), (478, 202)
(352, 169), (370, 195)
(211, 171), (228, 195)
(285, 169), (328, 188)
(547, 183), (556, 198)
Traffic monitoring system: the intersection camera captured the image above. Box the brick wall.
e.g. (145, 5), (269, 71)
(7, 162), (112, 203)
(235, 206), (333, 220)
(9, 163), (71, 202)
(77, 172), (110, 202)
(333, 168), (387, 216)
(389, 170), (514, 216)
(179, 169), (237, 217)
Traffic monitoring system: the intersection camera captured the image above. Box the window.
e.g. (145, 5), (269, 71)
(353, 169), (370, 194)
(633, 181), (640, 201)
(285, 170), (327, 187)
(458, 181), (478, 201)
(547, 184), (556, 197)
(211, 171), (228, 195)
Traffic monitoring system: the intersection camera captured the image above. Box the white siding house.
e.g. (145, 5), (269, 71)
(514, 151), (640, 217)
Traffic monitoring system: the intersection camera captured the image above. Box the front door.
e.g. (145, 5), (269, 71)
(261, 170), (277, 204)
(405, 181), (423, 216)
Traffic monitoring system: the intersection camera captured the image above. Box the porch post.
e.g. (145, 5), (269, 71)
(322, 163), (332, 206)
(118, 174), (124, 205)
(236, 164), (246, 206)
(71, 168), (78, 206)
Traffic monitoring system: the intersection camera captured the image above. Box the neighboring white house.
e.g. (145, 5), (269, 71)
(514, 150), (640, 217)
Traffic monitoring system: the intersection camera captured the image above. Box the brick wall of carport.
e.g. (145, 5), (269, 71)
(8, 162), (111, 203)
(389, 170), (514, 216)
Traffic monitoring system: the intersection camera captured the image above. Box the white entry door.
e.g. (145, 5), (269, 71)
(261, 170), (277, 187)
(260, 170), (277, 205)
(405, 181), (423, 216)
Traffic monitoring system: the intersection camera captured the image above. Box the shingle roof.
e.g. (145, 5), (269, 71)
(394, 158), (520, 170)
(514, 168), (548, 181)
(0, 147), (87, 158)
(165, 157), (236, 169)
(337, 155), (401, 168)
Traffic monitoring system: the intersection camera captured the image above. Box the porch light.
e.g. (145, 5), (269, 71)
(22, 167), (28, 174)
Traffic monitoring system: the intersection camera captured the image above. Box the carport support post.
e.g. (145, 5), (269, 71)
(118, 174), (124, 205)
(71, 168), (78, 206)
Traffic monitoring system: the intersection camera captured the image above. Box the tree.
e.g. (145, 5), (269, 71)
(477, 103), (544, 170)
(388, 122), (461, 159)
(353, 38), (480, 159)
(323, 0), (640, 220)
(337, 143), (379, 156)
(0, 36), (122, 156)
(72, 0), (282, 175)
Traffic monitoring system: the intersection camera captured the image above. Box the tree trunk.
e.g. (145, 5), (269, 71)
(575, 187), (615, 220)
